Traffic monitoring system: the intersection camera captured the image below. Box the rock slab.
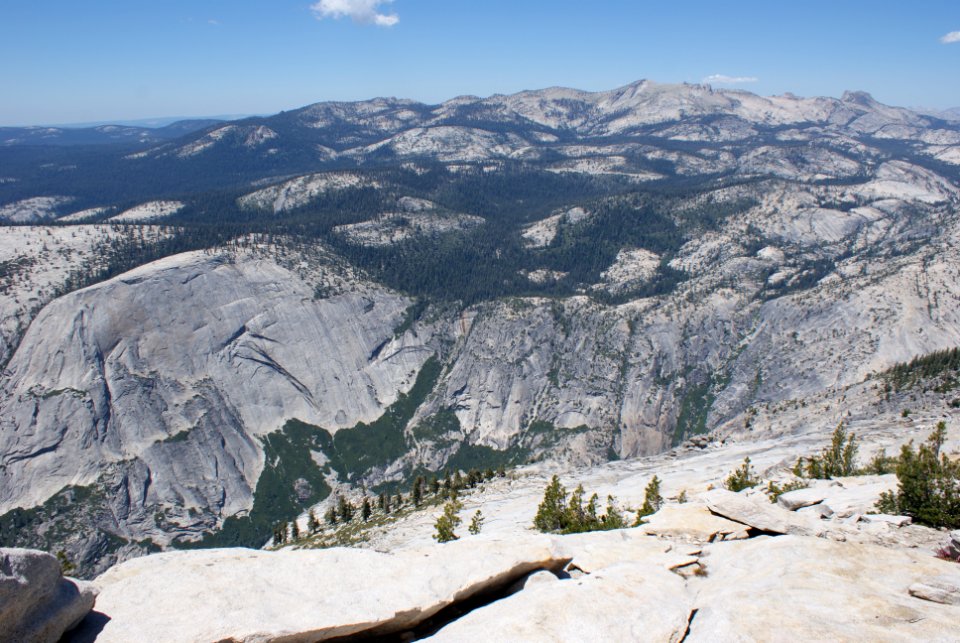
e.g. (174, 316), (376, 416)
(84, 537), (569, 642)
(0, 548), (97, 643)
(687, 536), (958, 641)
(909, 573), (960, 606)
(703, 488), (821, 536)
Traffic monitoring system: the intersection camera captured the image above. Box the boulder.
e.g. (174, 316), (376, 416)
(776, 486), (828, 511)
(817, 475), (897, 518)
(796, 503), (834, 519)
(426, 561), (693, 642)
(84, 536), (569, 642)
(909, 573), (960, 605)
(638, 503), (750, 542)
(0, 548), (97, 643)
(687, 535), (958, 641)
(555, 528), (699, 574)
(940, 530), (960, 561)
(861, 514), (912, 527)
(702, 489), (822, 536)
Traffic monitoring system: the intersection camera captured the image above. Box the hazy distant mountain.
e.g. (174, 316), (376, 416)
(0, 119), (226, 147)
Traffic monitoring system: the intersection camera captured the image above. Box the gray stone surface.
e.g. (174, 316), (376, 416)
(687, 536), (959, 641)
(862, 513), (912, 527)
(776, 486), (828, 511)
(909, 572), (960, 605)
(86, 537), (569, 642)
(0, 548), (97, 643)
(426, 561), (692, 642)
(703, 488), (822, 536)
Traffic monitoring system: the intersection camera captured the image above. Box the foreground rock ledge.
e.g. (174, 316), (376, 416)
(77, 536), (569, 642)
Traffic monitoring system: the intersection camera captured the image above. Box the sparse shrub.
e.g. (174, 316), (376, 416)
(676, 489), (688, 504)
(935, 546), (960, 563)
(273, 521), (288, 544)
(468, 510), (485, 535)
(433, 499), (463, 543)
(902, 409), (911, 418)
(56, 550), (76, 576)
(864, 449), (898, 475)
(724, 457), (760, 492)
(876, 422), (960, 528)
(794, 423), (859, 479)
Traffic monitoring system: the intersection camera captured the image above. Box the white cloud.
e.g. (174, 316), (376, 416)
(941, 31), (960, 44)
(311, 0), (399, 27)
(703, 74), (759, 85)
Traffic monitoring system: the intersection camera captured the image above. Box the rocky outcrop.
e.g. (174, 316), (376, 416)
(426, 560), (692, 642)
(0, 548), (97, 642)
(703, 488), (823, 536)
(689, 536), (958, 641)
(80, 537), (569, 642)
(0, 247), (435, 571)
(909, 573), (960, 606)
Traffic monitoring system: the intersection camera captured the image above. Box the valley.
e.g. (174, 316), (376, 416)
(1, 80), (959, 579)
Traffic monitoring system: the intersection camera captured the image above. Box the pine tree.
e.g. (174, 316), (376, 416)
(290, 520), (300, 541)
(877, 422), (960, 528)
(378, 492), (387, 512)
(534, 475), (568, 533)
(601, 495), (626, 529)
(337, 495), (354, 522)
(307, 510), (319, 534)
(395, 492), (403, 508)
(412, 476), (424, 507)
(433, 500), (463, 543)
(468, 510), (485, 535)
(362, 497), (372, 521)
(325, 507), (337, 525)
(635, 475), (664, 524)
(430, 476), (440, 495)
(801, 423), (860, 479)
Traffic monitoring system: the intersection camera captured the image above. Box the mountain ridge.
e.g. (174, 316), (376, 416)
(0, 78), (958, 576)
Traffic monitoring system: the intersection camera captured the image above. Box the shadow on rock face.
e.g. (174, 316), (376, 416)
(62, 611), (111, 643)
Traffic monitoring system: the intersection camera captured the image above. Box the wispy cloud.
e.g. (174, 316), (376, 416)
(941, 31), (960, 44)
(208, 19), (220, 26)
(703, 74), (759, 85)
(311, 0), (399, 27)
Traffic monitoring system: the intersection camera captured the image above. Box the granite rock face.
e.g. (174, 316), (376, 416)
(0, 548), (97, 643)
(0, 248), (434, 571)
(83, 537), (569, 642)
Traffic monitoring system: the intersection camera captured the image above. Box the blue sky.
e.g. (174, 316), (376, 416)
(1, 0), (958, 126)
